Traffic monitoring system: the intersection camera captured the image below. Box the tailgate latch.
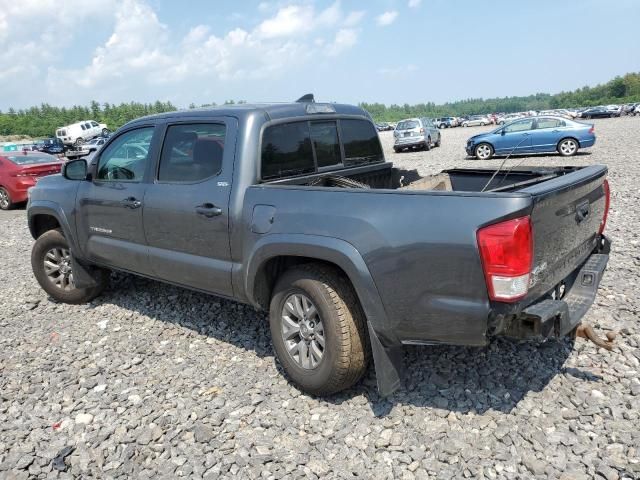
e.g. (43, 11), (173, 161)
(575, 323), (616, 350)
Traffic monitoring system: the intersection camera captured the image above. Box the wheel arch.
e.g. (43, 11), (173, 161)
(243, 234), (404, 396)
(557, 136), (581, 149)
(27, 202), (82, 256)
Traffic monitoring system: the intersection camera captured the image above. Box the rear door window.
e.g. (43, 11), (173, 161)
(536, 118), (565, 129)
(261, 122), (314, 179)
(158, 123), (226, 182)
(340, 119), (383, 166)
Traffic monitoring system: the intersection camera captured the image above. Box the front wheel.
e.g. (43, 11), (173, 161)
(435, 136), (441, 147)
(102, 128), (110, 136)
(75, 137), (84, 146)
(0, 187), (13, 210)
(269, 264), (369, 396)
(474, 143), (494, 160)
(557, 138), (579, 157)
(31, 229), (109, 304)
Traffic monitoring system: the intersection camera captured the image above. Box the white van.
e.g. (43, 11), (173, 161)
(56, 120), (109, 146)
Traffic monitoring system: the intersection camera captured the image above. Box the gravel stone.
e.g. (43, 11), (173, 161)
(0, 117), (639, 479)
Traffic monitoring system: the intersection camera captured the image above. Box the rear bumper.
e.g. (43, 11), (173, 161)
(394, 138), (427, 149)
(502, 237), (610, 340)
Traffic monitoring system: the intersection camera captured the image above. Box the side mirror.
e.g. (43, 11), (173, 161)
(62, 159), (88, 180)
(500, 129), (506, 136)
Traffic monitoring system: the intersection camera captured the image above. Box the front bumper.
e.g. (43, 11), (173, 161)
(502, 239), (610, 340)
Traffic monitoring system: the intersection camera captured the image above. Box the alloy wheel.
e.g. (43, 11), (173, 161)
(559, 139), (577, 156)
(43, 247), (75, 291)
(0, 189), (9, 209)
(281, 293), (325, 370)
(476, 144), (492, 159)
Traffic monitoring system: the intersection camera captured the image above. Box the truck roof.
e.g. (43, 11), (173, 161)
(124, 102), (370, 127)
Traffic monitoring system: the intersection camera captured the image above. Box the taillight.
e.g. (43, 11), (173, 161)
(599, 179), (610, 235)
(477, 216), (533, 302)
(419, 128), (425, 133)
(588, 125), (595, 134)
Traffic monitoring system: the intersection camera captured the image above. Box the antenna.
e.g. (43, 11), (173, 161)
(296, 94), (315, 103)
(480, 134), (531, 192)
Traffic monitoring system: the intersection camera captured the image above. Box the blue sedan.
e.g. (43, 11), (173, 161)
(466, 116), (596, 160)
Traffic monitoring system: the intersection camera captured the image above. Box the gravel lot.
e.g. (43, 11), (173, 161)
(1, 117), (639, 479)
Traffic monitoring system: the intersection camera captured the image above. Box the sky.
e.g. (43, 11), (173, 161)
(0, 0), (639, 110)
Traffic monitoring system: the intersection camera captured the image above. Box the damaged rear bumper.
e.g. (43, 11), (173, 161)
(504, 242), (609, 340)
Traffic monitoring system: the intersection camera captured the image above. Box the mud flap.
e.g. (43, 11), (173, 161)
(368, 322), (404, 397)
(70, 256), (101, 288)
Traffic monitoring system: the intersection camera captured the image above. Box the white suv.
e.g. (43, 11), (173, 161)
(56, 120), (109, 146)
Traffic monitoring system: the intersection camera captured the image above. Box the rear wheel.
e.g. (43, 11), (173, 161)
(393, 147), (401, 153)
(269, 264), (369, 396)
(474, 143), (494, 160)
(435, 136), (441, 147)
(557, 138), (579, 157)
(75, 137), (84, 146)
(0, 187), (13, 210)
(480, 122), (486, 126)
(425, 137), (431, 151)
(31, 229), (109, 304)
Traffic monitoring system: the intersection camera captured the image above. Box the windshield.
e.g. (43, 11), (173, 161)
(396, 120), (419, 130)
(7, 154), (58, 165)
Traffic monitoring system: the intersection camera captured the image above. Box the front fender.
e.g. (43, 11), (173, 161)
(27, 201), (81, 255)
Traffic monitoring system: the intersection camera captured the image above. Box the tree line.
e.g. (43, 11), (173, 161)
(1, 73), (639, 138)
(362, 72), (640, 122)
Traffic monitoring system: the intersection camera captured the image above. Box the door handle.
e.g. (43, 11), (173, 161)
(195, 203), (222, 218)
(121, 197), (142, 209)
(522, 133), (530, 136)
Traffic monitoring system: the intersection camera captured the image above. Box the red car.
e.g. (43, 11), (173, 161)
(0, 151), (64, 210)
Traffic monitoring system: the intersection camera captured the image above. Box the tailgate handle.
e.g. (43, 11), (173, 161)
(575, 200), (590, 223)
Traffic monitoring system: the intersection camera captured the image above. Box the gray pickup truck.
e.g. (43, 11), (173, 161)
(27, 98), (612, 396)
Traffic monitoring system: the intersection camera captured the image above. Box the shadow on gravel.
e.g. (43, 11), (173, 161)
(329, 339), (603, 417)
(90, 273), (602, 417)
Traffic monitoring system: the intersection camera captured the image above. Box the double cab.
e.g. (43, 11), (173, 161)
(28, 99), (612, 396)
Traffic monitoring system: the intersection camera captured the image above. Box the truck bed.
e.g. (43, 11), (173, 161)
(249, 163), (609, 346)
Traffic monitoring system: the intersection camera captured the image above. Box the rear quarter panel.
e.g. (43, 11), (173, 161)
(242, 186), (532, 346)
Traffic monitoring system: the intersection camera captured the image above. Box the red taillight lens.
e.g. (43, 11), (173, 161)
(588, 125), (595, 134)
(477, 216), (533, 302)
(599, 179), (610, 235)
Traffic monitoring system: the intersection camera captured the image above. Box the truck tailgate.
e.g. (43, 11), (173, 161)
(521, 165), (608, 303)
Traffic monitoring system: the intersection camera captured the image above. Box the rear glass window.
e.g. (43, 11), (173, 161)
(7, 154), (57, 165)
(396, 120), (419, 130)
(261, 122), (314, 179)
(340, 119), (383, 166)
(310, 121), (341, 168)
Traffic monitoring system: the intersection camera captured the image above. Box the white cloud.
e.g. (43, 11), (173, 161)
(325, 29), (358, 57)
(344, 10), (366, 27)
(376, 10), (398, 26)
(408, 0), (422, 8)
(0, 0), (362, 108)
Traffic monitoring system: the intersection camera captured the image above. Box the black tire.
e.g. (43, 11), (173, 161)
(31, 229), (109, 304)
(102, 128), (110, 136)
(393, 147), (400, 153)
(425, 137), (431, 151)
(75, 137), (84, 146)
(269, 264), (370, 396)
(0, 187), (13, 210)
(435, 136), (441, 147)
